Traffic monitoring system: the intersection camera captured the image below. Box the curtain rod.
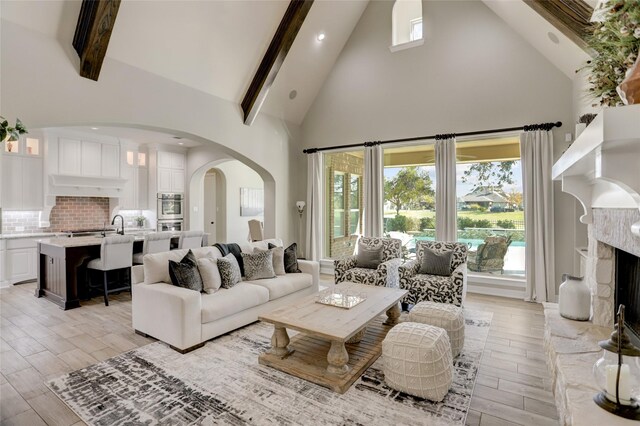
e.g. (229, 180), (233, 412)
(302, 121), (562, 154)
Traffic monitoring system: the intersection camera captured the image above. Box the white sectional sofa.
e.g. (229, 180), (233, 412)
(131, 239), (319, 352)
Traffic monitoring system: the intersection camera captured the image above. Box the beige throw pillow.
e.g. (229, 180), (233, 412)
(197, 257), (222, 294)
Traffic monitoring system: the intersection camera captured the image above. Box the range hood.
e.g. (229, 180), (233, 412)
(48, 174), (127, 198)
(552, 104), (640, 235)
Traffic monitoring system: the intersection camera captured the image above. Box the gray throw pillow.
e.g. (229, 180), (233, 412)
(419, 248), (453, 276)
(242, 250), (276, 281)
(356, 242), (383, 269)
(168, 250), (203, 292)
(256, 245), (286, 276)
(217, 253), (242, 288)
(282, 243), (301, 273)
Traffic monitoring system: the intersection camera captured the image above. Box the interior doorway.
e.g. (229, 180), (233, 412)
(203, 168), (226, 243)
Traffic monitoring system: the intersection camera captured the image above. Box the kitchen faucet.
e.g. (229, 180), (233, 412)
(112, 215), (125, 235)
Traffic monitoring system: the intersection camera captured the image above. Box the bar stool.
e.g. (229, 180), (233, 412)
(133, 232), (172, 265)
(87, 235), (134, 306)
(177, 230), (204, 249)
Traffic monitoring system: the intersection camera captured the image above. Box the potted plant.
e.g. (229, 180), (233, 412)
(1, 117), (28, 153)
(135, 216), (146, 228)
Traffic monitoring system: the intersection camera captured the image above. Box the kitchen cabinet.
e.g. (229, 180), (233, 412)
(101, 144), (120, 177)
(121, 147), (149, 209)
(5, 238), (38, 285)
(59, 138), (82, 175)
(157, 151), (185, 193)
(1, 156), (43, 210)
(81, 141), (102, 176)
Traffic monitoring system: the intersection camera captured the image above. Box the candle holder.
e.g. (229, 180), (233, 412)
(592, 305), (640, 420)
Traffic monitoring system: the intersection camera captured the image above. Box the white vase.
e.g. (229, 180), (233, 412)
(558, 274), (591, 321)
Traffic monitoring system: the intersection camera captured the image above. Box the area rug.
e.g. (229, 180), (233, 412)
(48, 310), (492, 426)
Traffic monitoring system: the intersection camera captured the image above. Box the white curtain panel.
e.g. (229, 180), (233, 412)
(520, 130), (555, 302)
(364, 144), (384, 237)
(306, 152), (323, 261)
(435, 136), (457, 241)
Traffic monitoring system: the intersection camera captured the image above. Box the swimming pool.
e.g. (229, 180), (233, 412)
(414, 236), (526, 248)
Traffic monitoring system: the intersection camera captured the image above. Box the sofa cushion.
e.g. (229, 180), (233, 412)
(143, 246), (222, 284)
(283, 243), (301, 273)
(257, 245), (286, 276)
(247, 273), (312, 301)
(419, 248), (453, 276)
(201, 283), (270, 323)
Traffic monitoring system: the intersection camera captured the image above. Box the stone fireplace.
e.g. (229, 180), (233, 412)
(547, 105), (640, 425)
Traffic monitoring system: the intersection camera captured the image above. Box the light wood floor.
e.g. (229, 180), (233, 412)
(0, 279), (559, 426)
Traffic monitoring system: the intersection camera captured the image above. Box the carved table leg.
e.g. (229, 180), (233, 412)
(326, 340), (350, 375)
(270, 326), (293, 357)
(384, 302), (401, 326)
(346, 327), (366, 344)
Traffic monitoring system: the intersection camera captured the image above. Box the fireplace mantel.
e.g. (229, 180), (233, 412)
(552, 105), (640, 236)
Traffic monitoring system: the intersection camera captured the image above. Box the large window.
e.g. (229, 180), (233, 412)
(383, 144), (437, 259)
(391, 0), (423, 48)
(456, 137), (525, 277)
(324, 151), (363, 259)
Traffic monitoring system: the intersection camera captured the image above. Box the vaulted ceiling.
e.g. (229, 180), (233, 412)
(1, 0), (595, 126)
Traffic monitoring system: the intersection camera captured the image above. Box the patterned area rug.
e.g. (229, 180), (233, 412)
(48, 310), (492, 426)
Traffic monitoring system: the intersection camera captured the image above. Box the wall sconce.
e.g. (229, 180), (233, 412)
(296, 201), (306, 217)
(593, 304), (640, 420)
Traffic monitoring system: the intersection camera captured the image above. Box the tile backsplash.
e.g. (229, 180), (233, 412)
(1, 197), (152, 234)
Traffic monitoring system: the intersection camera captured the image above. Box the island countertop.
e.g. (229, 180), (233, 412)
(38, 234), (151, 248)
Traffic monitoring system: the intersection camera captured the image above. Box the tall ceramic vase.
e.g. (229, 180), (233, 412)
(558, 274), (591, 321)
(617, 50), (640, 105)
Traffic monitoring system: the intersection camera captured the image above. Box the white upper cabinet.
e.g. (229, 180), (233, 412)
(21, 157), (43, 210)
(1, 134), (44, 211)
(121, 147), (149, 210)
(81, 141), (101, 176)
(58, 138), (82, 175)
(101, 144), (120, 177)
(157, 151), (185, 193)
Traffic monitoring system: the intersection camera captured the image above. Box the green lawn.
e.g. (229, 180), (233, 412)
(384, 209), (524, 222)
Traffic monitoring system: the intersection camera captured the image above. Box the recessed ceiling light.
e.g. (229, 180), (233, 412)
(91, 127), (99, 130)
(547, 31), (560, 44)
(178, 142), (184, 145)
(317, 32), (325, 42)
(289, 89), (298, 100)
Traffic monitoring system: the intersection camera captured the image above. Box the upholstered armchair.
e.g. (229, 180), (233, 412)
(334, 237), (403, 288)
(468, 235), (512, 274)
(399, 241), (468, 307)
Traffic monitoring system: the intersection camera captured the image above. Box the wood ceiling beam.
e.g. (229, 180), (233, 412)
(523, 0), (593, 54)
(72, 0), (121, 81)
(241, 0), (314, 126)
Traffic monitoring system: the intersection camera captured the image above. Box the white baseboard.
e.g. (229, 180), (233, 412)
(467, 283), (525, 299)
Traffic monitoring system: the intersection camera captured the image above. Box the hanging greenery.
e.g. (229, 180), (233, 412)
(584, 0), (640, 107)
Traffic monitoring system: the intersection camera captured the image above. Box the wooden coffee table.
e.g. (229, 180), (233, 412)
(258, 282), (408, 393)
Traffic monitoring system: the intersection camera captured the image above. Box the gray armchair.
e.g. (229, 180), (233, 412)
(334, 237), (403, 288)
(399, 241), (468, 307)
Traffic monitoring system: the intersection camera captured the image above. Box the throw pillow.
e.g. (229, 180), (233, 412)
(197, 257), (222, 294)
(217, 253), (242, 289)
(356, 241), (383, 269)
(168, 250), (203, 292)
(283, 243), (301, 273)
(242, 250), (276, 281)
(419, 248), (453, 276)
(265, 243), (286, 275)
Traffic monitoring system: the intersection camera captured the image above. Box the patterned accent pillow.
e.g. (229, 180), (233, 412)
(260, 244), (286, 276)
(356, 240), (383, 269)
(168, 250), (203, 292)
(283, 243), (301, 273)
(217, 253), (242, 289)
(241, 250), (276, 281)
(419, 248), (453, 276)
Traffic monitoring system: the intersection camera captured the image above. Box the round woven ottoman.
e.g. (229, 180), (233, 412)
(382, 322), (453, 402)
(408, 301), (465, 358)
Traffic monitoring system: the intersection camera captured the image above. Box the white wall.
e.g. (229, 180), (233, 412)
(213, 161), (264, 244)
(299, 0), (579, 294)
(1, 20), (298, 244)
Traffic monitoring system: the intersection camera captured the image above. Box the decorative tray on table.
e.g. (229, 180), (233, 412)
(315, 288), (367, 309)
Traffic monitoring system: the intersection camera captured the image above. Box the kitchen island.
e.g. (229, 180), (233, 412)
(36, 234), (178, 310)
